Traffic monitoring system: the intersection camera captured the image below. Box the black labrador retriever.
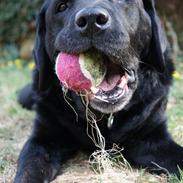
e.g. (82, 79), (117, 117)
(14, 0), (183, 182)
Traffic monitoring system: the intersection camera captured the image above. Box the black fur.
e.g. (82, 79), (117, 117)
(18, 83), (35, 110)
(15, 0), (183, 182)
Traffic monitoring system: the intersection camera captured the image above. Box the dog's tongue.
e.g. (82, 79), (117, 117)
(98, 74), (121, 91)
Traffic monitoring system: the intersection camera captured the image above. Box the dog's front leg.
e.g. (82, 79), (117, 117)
(14, 137), (77, 183)
(123, 127), (183, 178)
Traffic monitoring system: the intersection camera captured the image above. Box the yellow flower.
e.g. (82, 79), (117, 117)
(15, 59), (22, 69)
(172, 71), (181, 80)
(28, 62), (35, 70)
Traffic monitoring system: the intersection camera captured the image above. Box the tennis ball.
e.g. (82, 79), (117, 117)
(55, 51), (106, 92)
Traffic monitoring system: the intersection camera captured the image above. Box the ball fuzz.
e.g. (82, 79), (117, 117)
(55, 51), (106, 92)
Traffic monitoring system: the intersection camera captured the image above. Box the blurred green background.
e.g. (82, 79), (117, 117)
(0, 0), (42, 67)
(0, 0), (183, 63)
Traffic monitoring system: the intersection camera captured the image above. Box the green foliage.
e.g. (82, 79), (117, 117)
(0, 45), (19, 63)
(0, 0), (42, 45)
(177, 167), (183, 182)
(168, 167), (183, 183)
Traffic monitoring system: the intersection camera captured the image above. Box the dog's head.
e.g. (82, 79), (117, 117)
(33, 0), (168, 114)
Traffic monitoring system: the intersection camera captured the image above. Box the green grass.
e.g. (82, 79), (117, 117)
(0, 66), (34, 183)
(0, 55), (183, 182)
(168, 58), (183, 145)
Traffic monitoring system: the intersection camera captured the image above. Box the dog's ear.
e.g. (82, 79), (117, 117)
(143, 0), (167, 73)
(33, 2), (53, 92)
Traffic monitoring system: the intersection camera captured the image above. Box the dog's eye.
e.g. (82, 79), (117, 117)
(57, 1), (69, 12)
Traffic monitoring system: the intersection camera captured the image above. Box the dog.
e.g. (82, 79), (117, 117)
(14, 0), (183, 182)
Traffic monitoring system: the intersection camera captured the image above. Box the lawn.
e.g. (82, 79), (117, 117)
(0, 55), (183, 183)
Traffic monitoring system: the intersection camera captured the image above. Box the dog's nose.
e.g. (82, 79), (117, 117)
(75, 8), (111, 35)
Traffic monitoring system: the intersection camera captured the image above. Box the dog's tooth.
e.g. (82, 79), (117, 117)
(125, 85), (129, 92)
(121, 90), (125, 96)
(95, 95), (109, 103)
(102, 95), (108, 100)
(117, 89), (124, 96)
(121, 88), (126, 96)
(118, 76), (127, 89)
(108, 95), (113, 99)
(91, 87), (99, 94)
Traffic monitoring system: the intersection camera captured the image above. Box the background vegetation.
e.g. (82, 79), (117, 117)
(0, 0), (183, 55)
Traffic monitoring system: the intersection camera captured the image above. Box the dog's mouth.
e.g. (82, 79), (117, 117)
(55, 49), (136, 113)
(89, 61), (135, 104)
